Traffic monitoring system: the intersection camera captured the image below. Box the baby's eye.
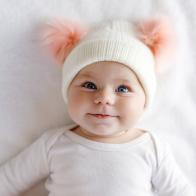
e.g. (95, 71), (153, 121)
(116, 85), (130, 93)
(81, 81), (97, 89)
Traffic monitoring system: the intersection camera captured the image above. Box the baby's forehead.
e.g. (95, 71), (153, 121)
(75, 62), (140, 85)
(77, 61), (136, 77)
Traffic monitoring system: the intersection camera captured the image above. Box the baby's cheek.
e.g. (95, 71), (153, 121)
(120, 98), (142, 117)
(72, 91), (89, 104)
(68, 91), (89, 111)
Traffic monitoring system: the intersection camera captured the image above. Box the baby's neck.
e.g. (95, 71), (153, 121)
(70, 126), (146, 144)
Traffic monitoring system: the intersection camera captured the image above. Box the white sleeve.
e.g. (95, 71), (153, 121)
(151, 136), (194, 196)
(0, 128), (64, 196)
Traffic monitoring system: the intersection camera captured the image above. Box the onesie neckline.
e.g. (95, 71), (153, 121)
(63, 123), (152, 151)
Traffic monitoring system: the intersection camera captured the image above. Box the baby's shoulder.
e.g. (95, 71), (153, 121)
(147, 131), (173, 165)
(38, 124), (74, 149)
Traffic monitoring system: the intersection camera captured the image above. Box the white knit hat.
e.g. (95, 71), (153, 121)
(62, 20), (156, 108)
(43, 17), (173, 108)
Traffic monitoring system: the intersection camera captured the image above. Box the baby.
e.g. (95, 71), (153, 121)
(0, 17), (194, 196)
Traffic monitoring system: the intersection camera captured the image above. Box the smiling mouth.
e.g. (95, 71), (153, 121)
(88, 113), (117, 119)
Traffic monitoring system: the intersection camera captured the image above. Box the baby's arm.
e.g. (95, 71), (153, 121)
(151, 138), (194, 196)
(0, 129), (58, 195)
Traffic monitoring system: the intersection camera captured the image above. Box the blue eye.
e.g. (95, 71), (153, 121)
(116, 85), (130, 93)
(81, 82), (130, 93)
(82, 81), (97, 89)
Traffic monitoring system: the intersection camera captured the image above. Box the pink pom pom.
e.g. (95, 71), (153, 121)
(42, 19), (88, 64)
(136, 16), (176, 73)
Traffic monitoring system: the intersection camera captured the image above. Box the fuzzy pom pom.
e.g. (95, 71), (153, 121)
(136, 16), (176, 73)
(42, 19), (88, 64)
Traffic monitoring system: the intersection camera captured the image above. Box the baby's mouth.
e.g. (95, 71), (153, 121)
(88, 113), (117, 119)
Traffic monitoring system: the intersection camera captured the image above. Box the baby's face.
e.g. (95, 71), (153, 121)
(67, 61), (145, 137)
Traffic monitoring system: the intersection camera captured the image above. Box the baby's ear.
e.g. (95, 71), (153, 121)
(135, 16), (176, 73)
(42, 19), (88, 65)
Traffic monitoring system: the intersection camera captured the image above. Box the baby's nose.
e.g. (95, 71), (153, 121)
(94, 88), (115, 105)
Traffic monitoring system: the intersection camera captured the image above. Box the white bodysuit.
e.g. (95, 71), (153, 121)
(0, 123), (194, 196)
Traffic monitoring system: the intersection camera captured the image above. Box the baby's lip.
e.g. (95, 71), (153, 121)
(88, 113), (118, 118)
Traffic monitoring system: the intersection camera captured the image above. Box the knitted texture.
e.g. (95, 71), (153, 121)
(61, 20), (156, 108)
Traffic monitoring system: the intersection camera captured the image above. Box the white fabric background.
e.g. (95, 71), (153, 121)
(0, 0), (196, 195)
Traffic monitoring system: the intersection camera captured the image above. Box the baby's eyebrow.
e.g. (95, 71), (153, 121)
(114, 79), (132, 83)
(78, 73), (94, 78)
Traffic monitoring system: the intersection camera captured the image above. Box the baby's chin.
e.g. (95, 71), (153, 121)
(88, 130), (118, 137)
(82, 124), (126, 136)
